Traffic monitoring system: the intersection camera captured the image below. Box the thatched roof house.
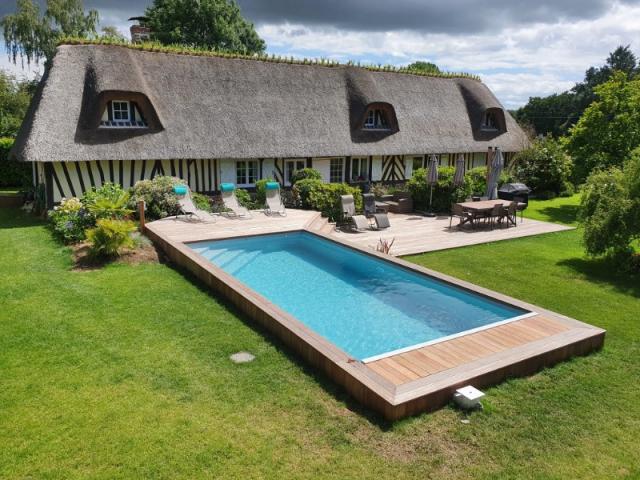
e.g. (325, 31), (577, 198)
(13, 43), (529, 206)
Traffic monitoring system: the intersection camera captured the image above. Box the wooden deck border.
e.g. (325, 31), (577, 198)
(146, 220), (605, 420)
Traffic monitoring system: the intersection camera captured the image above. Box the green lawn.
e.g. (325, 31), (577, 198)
(0, 198), (638, 479)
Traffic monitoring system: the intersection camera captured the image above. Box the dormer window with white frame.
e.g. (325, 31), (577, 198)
(100, 99), (148, 128)
(112, 100), (130, 122)
(363, 109), (389, 130)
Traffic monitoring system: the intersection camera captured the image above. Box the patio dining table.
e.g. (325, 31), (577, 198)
(456, 199), (511, 227)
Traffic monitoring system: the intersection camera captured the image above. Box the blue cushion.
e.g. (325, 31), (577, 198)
(219, 183), (235, 192)
(173, 185), (188, 195)
(265, 182), (280, 190)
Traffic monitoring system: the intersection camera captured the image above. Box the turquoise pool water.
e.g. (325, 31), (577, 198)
(189, 232), (529, 361)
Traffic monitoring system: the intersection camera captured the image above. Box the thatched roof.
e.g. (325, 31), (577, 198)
(13, 44), (529, 163)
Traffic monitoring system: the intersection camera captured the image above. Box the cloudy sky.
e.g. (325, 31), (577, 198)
(2, 0), (640, 108)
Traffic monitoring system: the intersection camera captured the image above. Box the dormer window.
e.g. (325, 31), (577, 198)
(112, 101), (130, 122)
(100, 99), (148, 128)
(363, 109), (389, 130)
(482, 111), (499, 130)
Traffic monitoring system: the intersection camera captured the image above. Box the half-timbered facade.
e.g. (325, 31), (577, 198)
(13, 44), (529, 207)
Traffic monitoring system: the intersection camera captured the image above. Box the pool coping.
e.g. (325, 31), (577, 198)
(146, 222), (606, 420)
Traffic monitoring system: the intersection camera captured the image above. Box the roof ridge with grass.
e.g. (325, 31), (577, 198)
(57, 37), (482, 82)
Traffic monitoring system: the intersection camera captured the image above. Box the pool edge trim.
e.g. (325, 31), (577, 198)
(146, 222), (606, 420)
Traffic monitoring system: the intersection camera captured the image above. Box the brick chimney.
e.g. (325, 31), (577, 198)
(128, 17), (151, 43)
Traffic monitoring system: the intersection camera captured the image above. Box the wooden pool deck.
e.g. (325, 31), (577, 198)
(147, 209), (572, 256)
(145, 210), (604, 420)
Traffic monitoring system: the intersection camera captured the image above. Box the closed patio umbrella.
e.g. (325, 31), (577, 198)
(426, 154), (439, 217)
(485, 147), (504, 200)
(453, 154), (466, 187)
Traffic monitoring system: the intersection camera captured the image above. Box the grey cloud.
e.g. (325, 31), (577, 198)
(1, 0), (636, 35)
(236, 0), (639, 34)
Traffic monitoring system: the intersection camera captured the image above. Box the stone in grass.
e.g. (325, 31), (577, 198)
(230, 351), (255, 364)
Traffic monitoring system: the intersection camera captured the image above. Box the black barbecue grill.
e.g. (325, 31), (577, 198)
(498, 183), (531, 222)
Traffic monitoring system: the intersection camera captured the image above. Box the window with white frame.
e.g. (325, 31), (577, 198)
(351, 157), (369, 181)
(236, 160), (258, 185)
(363, 109), (389, 129)
(112, 100), (130, 122)
(285, 159), (306, 185)
(330, 158), (344, 183)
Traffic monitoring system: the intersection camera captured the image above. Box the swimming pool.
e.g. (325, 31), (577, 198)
(189, 232), (532, 362)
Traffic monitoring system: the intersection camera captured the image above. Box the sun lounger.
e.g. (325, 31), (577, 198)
(264, 181), (286, 216)
(363, 193), (390, 229)
(174, 185), (215, 222)
(340, 194), (370, 232)
(219, 183), (251, 218)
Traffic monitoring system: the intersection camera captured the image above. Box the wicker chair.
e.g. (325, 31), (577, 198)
(449, 203), (474, 229)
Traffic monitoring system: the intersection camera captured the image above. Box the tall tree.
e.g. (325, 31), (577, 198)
(144, 0), (265, 54)
(100, 26), (126, 42)
(1, 0), (99, 67)
(566, 72), (640, 182)
(0, 69), (38, 137)
(515, 45), (638, 137)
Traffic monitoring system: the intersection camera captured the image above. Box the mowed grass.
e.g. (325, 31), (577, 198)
(0, 197), (638, 479)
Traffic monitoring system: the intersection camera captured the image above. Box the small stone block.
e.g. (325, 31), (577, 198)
(230, 351), (255, 363)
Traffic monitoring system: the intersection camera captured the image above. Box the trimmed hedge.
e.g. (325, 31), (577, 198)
(0, 138), (31, 188)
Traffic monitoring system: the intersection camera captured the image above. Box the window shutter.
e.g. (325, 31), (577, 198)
(129, 101), (135, 123)
(107, 101), (113, 122)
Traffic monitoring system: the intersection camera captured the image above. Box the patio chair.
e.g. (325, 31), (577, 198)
(363, 193), (390, 230)
(340, 195), (370, 232)
(505, 201), (518, 227)
(174, 185), (215, 223)
(219, 183), (252, 218)
(264, 181), (286, 217)
(449, 203), (474, 229)
(489, 203), (506, 230)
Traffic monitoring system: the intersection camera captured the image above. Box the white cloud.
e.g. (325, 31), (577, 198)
(258, 2), (640, 107)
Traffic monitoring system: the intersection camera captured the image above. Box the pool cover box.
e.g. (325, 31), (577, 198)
(146, 226), (606, 420)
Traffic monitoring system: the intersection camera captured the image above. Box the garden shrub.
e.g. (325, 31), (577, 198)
(291, 178), (322, 209)
(129, 176), (184, 220)
(255, 177), (275, 206)
(0, 137), (31, 188)
(81, 182), (132, 219)
(292, 180), (362, 221)
(86, 219), (137, 257)
(408, 167), (471, 213)
(580, 149), (640, 265)
(234, 188), (259, 209)
(191, 192), (212, 212)
(290, 168), (321, 184)
(48, 197), (94, 243)
(511, 137), (574, 196)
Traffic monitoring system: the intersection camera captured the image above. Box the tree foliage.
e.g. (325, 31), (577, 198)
(0, 69), (37, 137)
(515, 45), (638, 137)
(1, 0), (99, 67)
(510, 137), (574, 197)
(580, 149), (640, 260)
(144, 0), (265, 54)
(566, 72), (640, 182)
(100, 26), (126, 42)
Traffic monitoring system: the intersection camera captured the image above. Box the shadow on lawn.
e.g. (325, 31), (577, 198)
(170, 261), (397, 430)
(534, 204), (580, 225)
(558, 256), (640, 298)
(0, 208), (44, 229)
